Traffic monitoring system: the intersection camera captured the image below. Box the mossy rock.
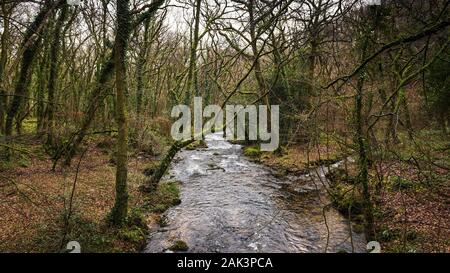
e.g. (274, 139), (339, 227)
(168, 240), (189, 251)
(272, 169), (287, 178)
(352, 223), (365, 234)
(126, 209), (148, 230)
(243, 146), (261, 157)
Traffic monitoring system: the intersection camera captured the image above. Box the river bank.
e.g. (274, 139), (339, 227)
(241, 131), (450, 253)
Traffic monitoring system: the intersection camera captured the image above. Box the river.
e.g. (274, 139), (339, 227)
(144, 132), (366, 253)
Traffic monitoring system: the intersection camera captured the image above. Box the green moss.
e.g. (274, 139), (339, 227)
(243, 146), (261, 157)
(168, 240), (189, 251)
(329, 176), (364, 221)
(331, 189), (364, 218)
(21, 118), (37, 134)
(118, 227), (147, 245)
(352, 223), (365, 234)
(390, 176), (414, 190)
(143, 181), (181, 213)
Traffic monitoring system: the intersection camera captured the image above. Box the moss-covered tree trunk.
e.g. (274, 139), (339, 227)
(354, 7), (379, 241)
(355, 72), (375, 241)
(110, 0), (132, 226)
(36, 41), (50, 135)
(0, 89), (5, 134)
(185, 0), (202, 104)
(46, 4), (68, 146)
(4, 0), (61, 138)
(0, 2), (13, 135)
(141, 139), (194, 192)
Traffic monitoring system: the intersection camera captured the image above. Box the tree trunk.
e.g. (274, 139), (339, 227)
(248, 0), (269, 107)
(0, 2), (13, 135)
(46, 5), (68, 146)
(353, 9), (377, 241)
(185, 0), (202, 104)
(110, 0), (132, 226)
(5, 0), (61, 138)
(0, 89), (5, 134)
(355, 72), (375, 241)
(136, 17), (151, 115)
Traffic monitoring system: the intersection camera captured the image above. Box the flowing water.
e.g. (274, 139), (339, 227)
(144, 132), (366, 253)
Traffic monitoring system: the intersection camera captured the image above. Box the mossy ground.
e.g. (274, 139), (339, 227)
(142, 181), (181, 213)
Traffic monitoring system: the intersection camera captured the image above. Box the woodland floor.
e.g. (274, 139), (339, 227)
(0, 133), (177, 253)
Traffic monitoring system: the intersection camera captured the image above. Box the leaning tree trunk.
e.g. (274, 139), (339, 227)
(141, 139), (194, 192)
(110, 0), (132, 226)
